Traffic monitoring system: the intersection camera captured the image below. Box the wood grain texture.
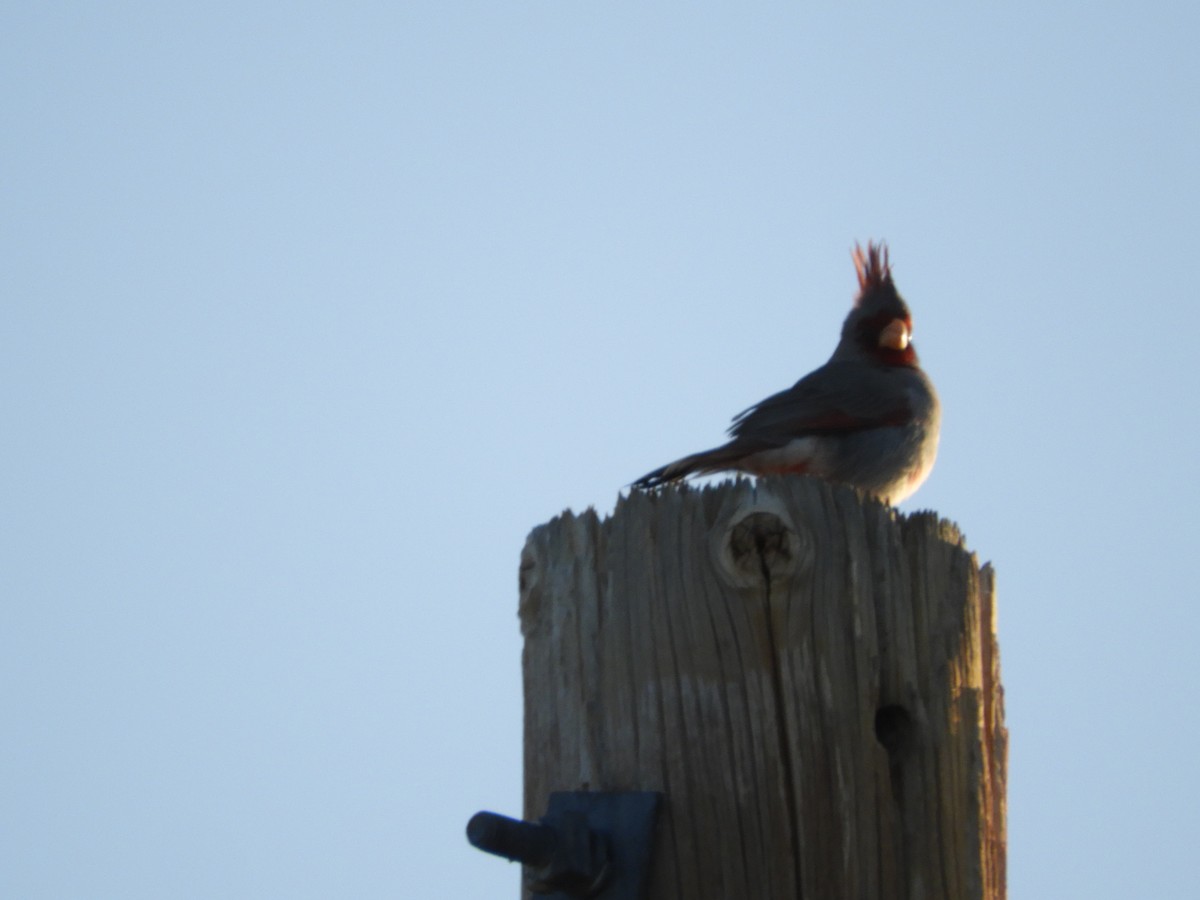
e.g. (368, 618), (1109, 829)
(519, 476), (1006, 900)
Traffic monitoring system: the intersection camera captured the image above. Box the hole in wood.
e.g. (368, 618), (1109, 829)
(874, 704), (912, 756)
(875, 704), (913, 809)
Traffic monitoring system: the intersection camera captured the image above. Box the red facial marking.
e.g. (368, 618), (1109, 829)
(857, 310), (916, 367)
(874, 344), (917, 367)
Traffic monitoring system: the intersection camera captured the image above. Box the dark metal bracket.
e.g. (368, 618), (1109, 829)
(467, 791), (662, 899)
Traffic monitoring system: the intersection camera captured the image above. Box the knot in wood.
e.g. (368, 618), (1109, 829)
(728, 512), (793, 582)
(517, 542), (543, 636)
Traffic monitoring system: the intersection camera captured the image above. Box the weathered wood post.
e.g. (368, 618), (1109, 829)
(519, 476), (1006, 899)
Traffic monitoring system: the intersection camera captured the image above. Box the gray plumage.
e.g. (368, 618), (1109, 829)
(633, 243), (940, 505)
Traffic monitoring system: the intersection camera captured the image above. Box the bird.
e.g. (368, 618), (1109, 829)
(632, 243), (940, 505)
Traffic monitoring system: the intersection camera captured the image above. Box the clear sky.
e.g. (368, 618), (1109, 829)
(4, 3), (1198, 897)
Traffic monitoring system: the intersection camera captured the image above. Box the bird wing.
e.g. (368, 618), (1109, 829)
(727, 360), (912, 447)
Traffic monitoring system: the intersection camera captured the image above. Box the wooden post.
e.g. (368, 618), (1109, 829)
(519, 476), (1006, 900)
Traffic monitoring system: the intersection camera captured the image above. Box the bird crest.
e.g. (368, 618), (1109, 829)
(852, 242), (893, 301)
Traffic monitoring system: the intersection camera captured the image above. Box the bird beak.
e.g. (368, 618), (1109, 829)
(878, 318), (910, 351)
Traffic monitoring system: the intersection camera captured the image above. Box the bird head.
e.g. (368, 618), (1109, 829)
(834, 242), (918, 368)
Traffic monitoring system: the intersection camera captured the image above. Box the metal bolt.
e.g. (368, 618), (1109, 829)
(467, 792), (661, 899)
(467, 809), (609, 896)
(466, 811), (557, 867)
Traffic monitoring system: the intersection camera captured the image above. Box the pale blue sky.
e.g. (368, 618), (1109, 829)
(4, 3), (1198, 897)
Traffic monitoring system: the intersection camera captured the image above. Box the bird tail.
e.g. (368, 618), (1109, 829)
(631, 444), (749, 489)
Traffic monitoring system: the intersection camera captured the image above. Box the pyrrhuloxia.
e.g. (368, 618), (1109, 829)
(633, 243), (940, 504)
